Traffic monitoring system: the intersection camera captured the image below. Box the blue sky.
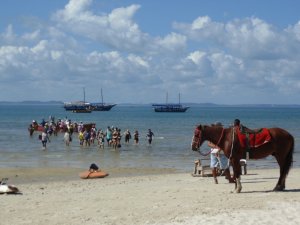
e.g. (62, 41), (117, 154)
(1, 0), (300, 104)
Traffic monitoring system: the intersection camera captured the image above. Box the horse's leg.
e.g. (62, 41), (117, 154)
(273, 155), (288, 191)
(232, 158), (242, 193)
(269, 131), (294, 191)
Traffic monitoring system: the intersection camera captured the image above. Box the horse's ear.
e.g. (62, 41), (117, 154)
(196, 124), (202, 130)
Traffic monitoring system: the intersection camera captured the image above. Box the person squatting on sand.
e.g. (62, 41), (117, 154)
(208, 122), (234, 184)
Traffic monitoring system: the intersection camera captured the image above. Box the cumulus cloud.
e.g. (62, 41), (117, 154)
(0, 0), (300, 104)
(173, 15), (300, 103)
(53, 0), (147, 52)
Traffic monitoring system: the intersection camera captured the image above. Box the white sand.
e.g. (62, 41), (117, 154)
(1, 167), (300, 225)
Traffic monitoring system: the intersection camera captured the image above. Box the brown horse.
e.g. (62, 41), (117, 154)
(191, 124), (294, 193)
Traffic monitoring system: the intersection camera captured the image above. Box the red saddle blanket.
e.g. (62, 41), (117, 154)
(236, 127), (271, 148)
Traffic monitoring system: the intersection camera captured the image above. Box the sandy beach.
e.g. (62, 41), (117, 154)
(1, 167), (300, 225)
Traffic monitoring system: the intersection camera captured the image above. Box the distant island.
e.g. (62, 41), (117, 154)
(0, 101), (64, 105)
(0, 101), (299, 108)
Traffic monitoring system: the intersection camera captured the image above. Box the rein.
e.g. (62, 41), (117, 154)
(229, 127), (235, 159)
(196, 148), (213, 157)
(215, 128), (225, 148)
(193, 127), (225, 156)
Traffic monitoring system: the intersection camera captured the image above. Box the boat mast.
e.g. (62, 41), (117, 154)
(179, 93), (181, 104)
(83, 87), (86, 103)
(101, 88), (104, 105)
(166, 92), (168, 104)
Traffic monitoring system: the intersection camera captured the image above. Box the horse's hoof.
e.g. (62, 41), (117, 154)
(273, 186), (284, 192)
(235, 187), (242, 193)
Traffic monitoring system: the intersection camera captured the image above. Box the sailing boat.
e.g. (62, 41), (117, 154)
(63, 88), (92, 113)
(90, 88), (116, 111)
(152, 92), (190, 112)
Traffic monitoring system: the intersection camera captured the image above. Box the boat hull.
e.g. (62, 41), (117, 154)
(91, 104), (116, 111)
(152, 104), (189, 112)
(154, 107), (189, 112)
(72, 109), (92, 113)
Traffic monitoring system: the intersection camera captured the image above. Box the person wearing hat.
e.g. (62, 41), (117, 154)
(208, 122), (234, 184)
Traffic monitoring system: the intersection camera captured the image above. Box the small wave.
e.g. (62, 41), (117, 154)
(155, 137), (164, 139)
(44, 155), (63, 158)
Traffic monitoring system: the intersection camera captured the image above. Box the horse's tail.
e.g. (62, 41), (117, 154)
(283, 134), (294, 176)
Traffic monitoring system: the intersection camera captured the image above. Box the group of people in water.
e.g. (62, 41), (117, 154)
(77, 126), (154, 149)
(29, 117), (155, 149)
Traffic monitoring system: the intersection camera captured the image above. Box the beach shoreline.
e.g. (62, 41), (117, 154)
(1, 167), (300, 225)
(0, 166), (179, 184)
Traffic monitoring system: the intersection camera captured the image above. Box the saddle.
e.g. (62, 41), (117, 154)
(236, 125), (271, 149)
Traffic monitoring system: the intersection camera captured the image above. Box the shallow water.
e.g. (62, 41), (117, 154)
(0, 104), (299, 172)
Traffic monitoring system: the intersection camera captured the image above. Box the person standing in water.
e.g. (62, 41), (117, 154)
(133, 130), (139, 145)
(41, 129), (50, 149)
(123, 129), (131, 144)
(146, 129), (154, 145)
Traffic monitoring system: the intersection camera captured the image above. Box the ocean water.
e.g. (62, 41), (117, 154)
(0, 104), (299, 172)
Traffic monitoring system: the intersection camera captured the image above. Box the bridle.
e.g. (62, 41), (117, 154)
(191, 126), (202, 151)
(192, 125), (225, 155)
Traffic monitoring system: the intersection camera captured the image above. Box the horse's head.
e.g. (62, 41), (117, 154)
(191, 124), (204, 151)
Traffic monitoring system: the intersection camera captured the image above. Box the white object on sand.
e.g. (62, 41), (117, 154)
(0, 184), (20, 194)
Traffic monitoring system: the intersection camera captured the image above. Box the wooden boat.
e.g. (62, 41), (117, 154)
(91, 103), (116, 111)
(79, 170), (109, 179)
(152, 93), (189, 112)
(64, 88), (93, 113)
(64, 101), (92, 111)
(72, 108), (92, 113)
(152, 104), (189, 112)
(91, 88), (116, 111)
(29, 122), (96, 135)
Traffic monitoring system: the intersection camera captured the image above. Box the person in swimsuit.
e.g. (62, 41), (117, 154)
(134, 130), (139, 145)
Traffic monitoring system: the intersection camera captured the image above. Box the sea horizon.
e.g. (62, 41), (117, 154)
(1, 101), (300, 108)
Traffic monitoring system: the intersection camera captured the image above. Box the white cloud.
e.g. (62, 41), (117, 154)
(1, 25), (16, 44)
(128, 54), (149, 68)
(154, 32), (186, 53)
(0, 0), (300, 104)
(187, 51), (207, 65)
(22, 30), (40, 42)
(53, 1), (148, 52)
